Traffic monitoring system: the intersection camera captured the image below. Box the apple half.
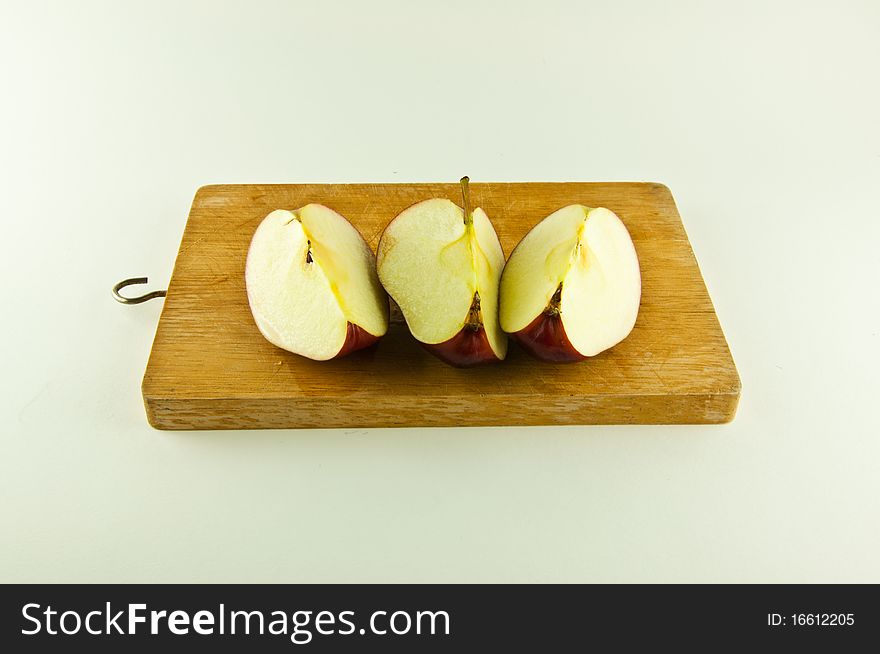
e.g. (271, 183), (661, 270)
(376, 181), (507, 366)
(499, 205), (641, 362)
(245, 205), (388, 360)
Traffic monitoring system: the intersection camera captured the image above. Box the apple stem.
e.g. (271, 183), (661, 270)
(460, 176), (472, 226)
(305, 240), (313, 264)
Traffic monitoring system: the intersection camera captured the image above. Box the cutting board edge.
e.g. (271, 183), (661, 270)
(142, 388), (740, 431)
(192, 180), (675, 194)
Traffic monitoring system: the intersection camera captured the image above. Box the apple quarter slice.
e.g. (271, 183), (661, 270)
(499, 205), (641, 362)
(376, 195), (507, 367)
(245, 205), (388, 360)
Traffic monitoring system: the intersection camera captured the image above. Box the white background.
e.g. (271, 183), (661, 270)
(1, 1), (878, 582)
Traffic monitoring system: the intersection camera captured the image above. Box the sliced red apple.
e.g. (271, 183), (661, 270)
(245, 204), (388, 360)
(499, 205), (641, 361)
(376, 179), (507, 366)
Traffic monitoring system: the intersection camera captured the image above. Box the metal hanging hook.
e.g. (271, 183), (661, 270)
(112, 277), (167, 305)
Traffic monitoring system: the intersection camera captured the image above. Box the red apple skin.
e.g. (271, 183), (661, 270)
(511, 311), (586, 363)
(423, 326), (500, 367)
(335, 322), (381, 358)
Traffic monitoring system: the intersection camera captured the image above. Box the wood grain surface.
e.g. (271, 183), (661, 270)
(142, 183), (740, 429)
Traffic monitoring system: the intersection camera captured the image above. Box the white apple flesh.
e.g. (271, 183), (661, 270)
(245, 205), (388, 360)
(499, 205), (641, 361)
(376, 197), (507, 366)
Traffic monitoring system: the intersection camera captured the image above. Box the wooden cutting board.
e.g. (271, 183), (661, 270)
(142, 183), (740, 430)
